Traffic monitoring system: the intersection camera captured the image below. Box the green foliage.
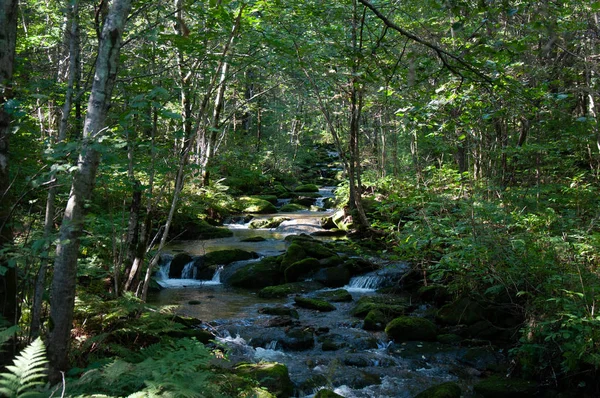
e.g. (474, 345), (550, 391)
(0, 338), (48, 398)
(68, 338), (217, 398)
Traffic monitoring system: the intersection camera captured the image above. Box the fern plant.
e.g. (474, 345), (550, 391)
(0, 337), (48, 398)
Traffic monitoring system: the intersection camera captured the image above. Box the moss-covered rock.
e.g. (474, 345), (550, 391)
(258, 306), (300, 319)
(295, 184), (319, 193)
(473, 376), (537, 398)
(321, 215), (337, 229)
(258, 281), (324, 298)
(281, 327), (315, 350)
(251, 194), (279, 204)
(313, 266), (351, 287)
(234, 362), (294, 398)
(279, 203), (307, 212)
(332, 209), (353, 230)
(168, 253), (193, 278)
(343, 257), (378, 275)
(294, 296), (336, 312)
(204, 249), (258, 266)
(235, 197), (278, 214)
(437, 333), (462, 345)
(240, 236), (267, 242)
(249, 217), (290, 229)
(418, 285), (452, 305)
(363, 309), (388, 331)
(414, 382), (461, 398)
(351, 296), (408, 318)
(385, 316), (437, 342)
(226, 256), (284, 288)
(316, 289), (353, 303)
(436, 297), (484, 326)
(280, 243), (307, 268)
(284, 257), (321, 282)
(169, 219), (233, 240)
(315, 389), (344, 398)
(291, 197), (316, 207)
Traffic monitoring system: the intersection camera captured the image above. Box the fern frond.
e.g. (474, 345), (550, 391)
(0, 325), (20, 347)
(0, 337), (47, 398)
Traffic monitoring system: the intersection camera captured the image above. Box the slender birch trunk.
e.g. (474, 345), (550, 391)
(47, 0), (132, 380)
(30, 0), (80, 341)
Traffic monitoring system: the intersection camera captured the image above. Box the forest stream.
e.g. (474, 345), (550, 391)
(147, 188), (502, 398)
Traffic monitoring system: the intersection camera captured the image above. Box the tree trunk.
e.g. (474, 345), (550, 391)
(0, 0), (19, 361)
(31, 0), (79, 341)
(47, 0), (132, 380)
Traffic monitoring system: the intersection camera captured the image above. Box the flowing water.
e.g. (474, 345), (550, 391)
(147, 187), (485, 397)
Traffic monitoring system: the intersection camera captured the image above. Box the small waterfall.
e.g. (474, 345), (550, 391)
(211, 265), (224, 283)
(346, 275), (387, 292)
(157, 259), (171, 280)
(181, 261), (197, 279)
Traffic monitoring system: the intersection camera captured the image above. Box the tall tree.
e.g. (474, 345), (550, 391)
(0, 0), (19, 356)
(47, 0), (132, 380)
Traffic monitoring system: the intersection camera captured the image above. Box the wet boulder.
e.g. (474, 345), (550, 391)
(315, 389), (344, 398)
(225, 256), (284, 288)
(351, 296), (408, 318)
(284, 258), (321, 282)
(258, 306), (300, 319)
(258, 281), (325, 298)
(295, 183), (319, 193)
(280, 243), (307, 268)
(291, 196), (317, 207)
(240, 236), (266, 242)
(204, 249), (258, 266)
(249, 216), (290, 229)
(279, 203), (307, 212)
(294, 296), (336, 312)
(313, 266), (351, 287)
(235, 196), (277, 214)
(234, 363), (294, 398)
(363, 309), (388, 331)
(281, 326), (315, 350)
(168, 253), (192, 278)
(169, 219), (233, 240)
(251, 194), (279, 204)
(316, 289), (353, 303)
(414, 382), (461, 398)
(385, 316), (438, 342)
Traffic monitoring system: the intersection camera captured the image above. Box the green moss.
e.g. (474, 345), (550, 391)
(281, 243), (307, 268)
(284, 257), (321, 282)
(235, 197), (278, 214)
(249, 217), (290, 229)
(351, 296), (407, 318)
(385, 316), (438, 342)
(315, 389), (344, 398)
(204, 249), (257, 265)
(473, 376), (537, 398)
(295, 184), (319, 192)
(294, 296), (336, 312)
(241, 236), (267, 242)
(258, 281), (325, 298)
(279, 203), (308, 212)
(227, 256), (284, 288)
(234, 362), (294, 398)
(414, 382), (461, 398)
(437, 334), (462, 344)
(251, 194), (279, 204)
(363, 309), (388, 331)
(316, 289), (353, 302)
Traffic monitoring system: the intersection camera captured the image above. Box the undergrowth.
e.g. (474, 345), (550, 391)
(366, 168), (600, 389)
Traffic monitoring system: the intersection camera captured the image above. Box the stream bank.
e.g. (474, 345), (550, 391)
(147, 187), (528, 397)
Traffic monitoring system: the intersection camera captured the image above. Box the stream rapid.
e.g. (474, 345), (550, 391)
(147, 187), (486, 397)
